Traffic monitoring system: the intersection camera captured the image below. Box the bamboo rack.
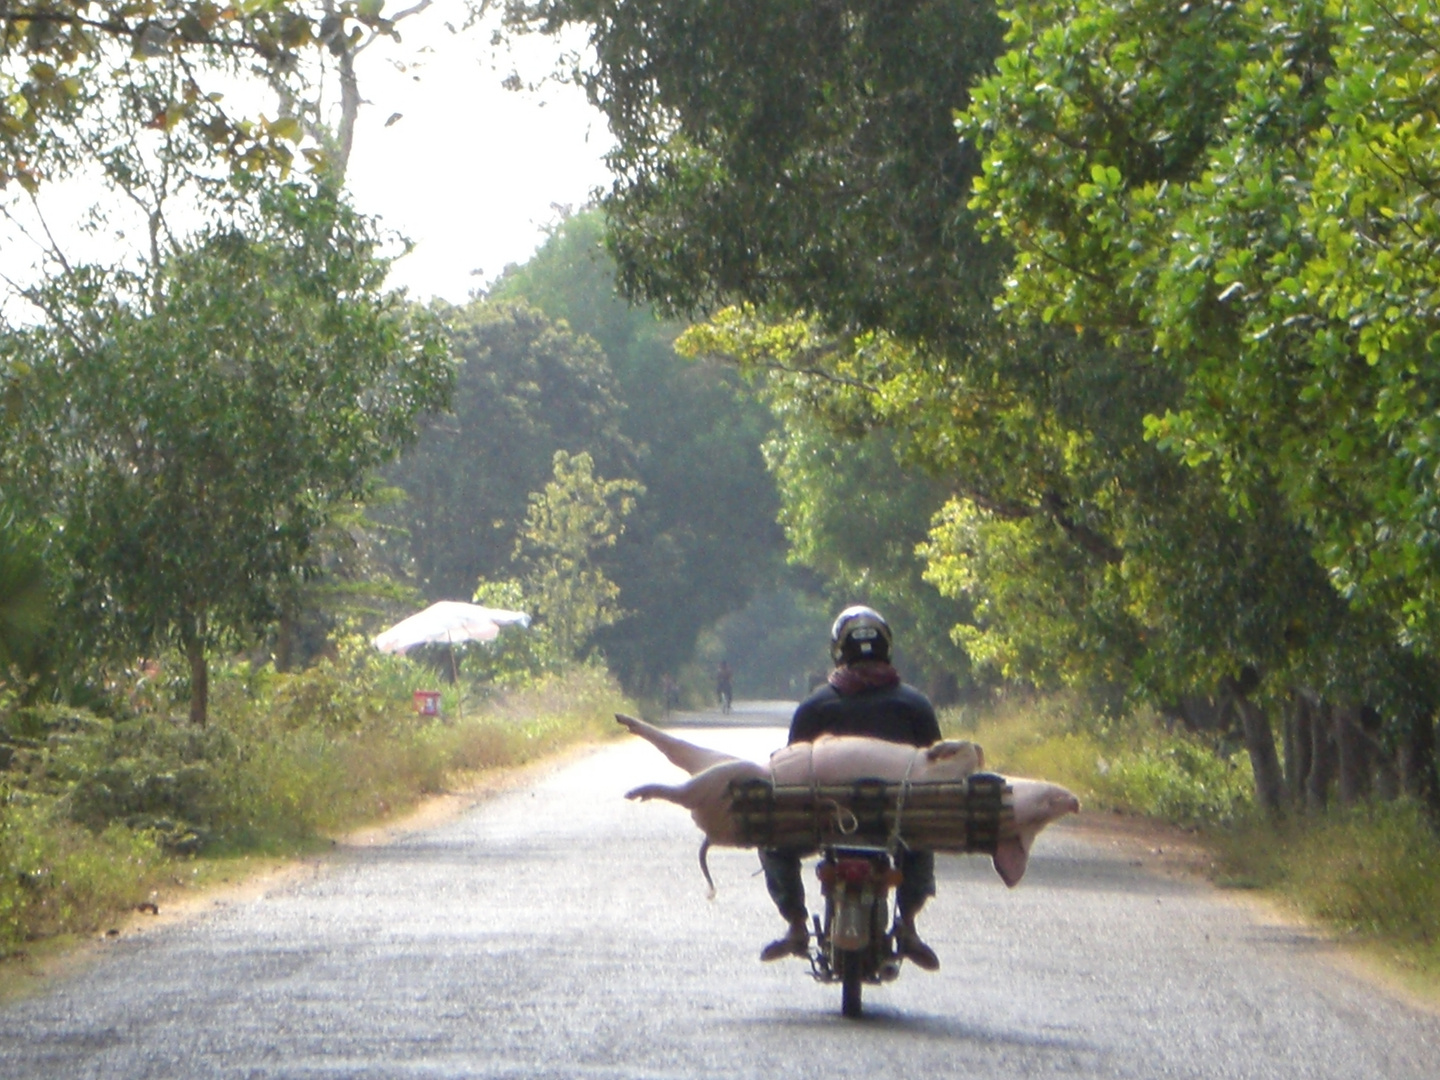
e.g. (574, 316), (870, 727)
(729, 772), (1013, 854)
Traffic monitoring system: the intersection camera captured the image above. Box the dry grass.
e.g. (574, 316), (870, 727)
(948, 690), (1440, 989)
(1, 660), (629, 960)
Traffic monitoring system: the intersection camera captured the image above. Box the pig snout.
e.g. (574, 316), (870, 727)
(992, 779), (1081, 888)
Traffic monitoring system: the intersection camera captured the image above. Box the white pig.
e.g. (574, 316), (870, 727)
(617, 713), (1079, 889)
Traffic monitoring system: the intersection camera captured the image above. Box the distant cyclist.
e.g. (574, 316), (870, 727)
(716, 660), (733, 713)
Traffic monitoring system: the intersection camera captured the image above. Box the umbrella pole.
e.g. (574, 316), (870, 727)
(447, 633), (463, 719)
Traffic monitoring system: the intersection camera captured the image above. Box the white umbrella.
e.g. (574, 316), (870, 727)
(372, 601), (531, 655)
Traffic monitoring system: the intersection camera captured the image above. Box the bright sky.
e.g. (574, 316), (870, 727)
(346, 6), (614, 304)
(0, 5), (605, 318)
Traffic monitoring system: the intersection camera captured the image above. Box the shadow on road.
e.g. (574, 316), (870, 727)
(739, 1006), (1102, 1055)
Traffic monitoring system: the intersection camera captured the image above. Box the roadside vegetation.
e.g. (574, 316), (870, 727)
(951, 694), (1440, 986)
(0, 647), (625, 964)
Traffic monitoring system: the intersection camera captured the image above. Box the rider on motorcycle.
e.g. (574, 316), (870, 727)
(758, 605), (943, 971)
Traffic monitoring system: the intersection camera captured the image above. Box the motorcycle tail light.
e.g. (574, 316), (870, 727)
(837, 859), (873, 885)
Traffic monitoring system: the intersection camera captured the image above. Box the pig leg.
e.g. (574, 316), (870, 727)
(625, 779), (722, 898)
(616, 713), (740, 775)
(624, 781), (693, 806)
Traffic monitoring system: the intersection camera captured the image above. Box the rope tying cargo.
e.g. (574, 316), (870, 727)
(886, 751), (919, 854)
(801, 740), (858, 836)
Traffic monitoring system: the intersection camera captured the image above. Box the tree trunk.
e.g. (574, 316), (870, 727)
(1375, 746), (1402, 801)
(1359, 705), (1401, 801)
(1224, 676), (1285, 817)
(1308, 700), (1337, 812)
(1400, 711), (1440, 816)
(275, 610), (295, 674)
(1286, 692), (1315, 807)
(186, 631), (209, 727)
(1334, 704), (1370, 805)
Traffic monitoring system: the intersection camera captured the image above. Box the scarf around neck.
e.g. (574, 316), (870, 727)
(828, 660), (901, 696)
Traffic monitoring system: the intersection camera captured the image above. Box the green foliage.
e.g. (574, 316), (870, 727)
(384, 299), (631, 602)
(687, 585), (831, 700)
(0, 182), (451, 723)
(964, 0), (1440, 658)
(506, 0), (1007, 342)
(465, 579), (562, 686)
(1216, 802), (1440, 976)
(0, 806), (165, 954)
(515, 450), (643, 661)
(951, 692), (1252, 825)
(1096, 741), (1254, 826)
(0, 508), (50, 682)
(491, 212), (787, 689)
(0, 1), (405, 188)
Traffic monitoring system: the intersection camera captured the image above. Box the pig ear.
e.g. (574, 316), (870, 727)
(992, 839), (1029, 888)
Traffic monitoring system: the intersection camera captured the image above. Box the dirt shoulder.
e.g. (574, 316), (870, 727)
(1065, 807), (1440, 1016)
(1065, 806), (1218, 879)
(0, 739), (607, 1005)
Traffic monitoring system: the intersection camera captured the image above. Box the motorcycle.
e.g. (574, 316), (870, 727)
(730, 771), (1011, 1018)
(807, 844), (905, 1018)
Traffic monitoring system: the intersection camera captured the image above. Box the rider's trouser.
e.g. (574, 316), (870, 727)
(758, 847), (936, 922)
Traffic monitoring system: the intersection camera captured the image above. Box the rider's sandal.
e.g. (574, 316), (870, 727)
(759, 922), (809, 962)
(895, 926), (940, 972)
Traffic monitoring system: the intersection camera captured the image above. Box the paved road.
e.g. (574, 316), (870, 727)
(2, 700), (1437, 1078)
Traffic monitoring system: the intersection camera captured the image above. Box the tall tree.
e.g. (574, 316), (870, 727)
(0, 0), (443, 189)
(491, 211), (786, 689)
(962, 0), (1440, 802)
(520, 0), (1439, 783)
(504, 0), (1006, 342)
(514, 449), (642, 660)
(0, 182), (451, 722)
(0, 504), (50, 683)
(384, 298), (631, 601)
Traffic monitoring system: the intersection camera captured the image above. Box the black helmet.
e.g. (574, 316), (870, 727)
(830, 605), (892, 665)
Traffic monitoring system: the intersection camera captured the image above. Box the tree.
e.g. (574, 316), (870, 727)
(504, 0), (1007, 341)
(681, 302), (1353, 812)
(490, 211), (786, 689)
(961, 0), (1440, 805)
(752, 391), (976, 699)
(0, 0), (444, 190)
(0, 504), (49, 683)
(514, 449), (642, 660)
(521, 0), (1440, 811)
(383, 298), (631, 601)
(0, 181), (451, 723)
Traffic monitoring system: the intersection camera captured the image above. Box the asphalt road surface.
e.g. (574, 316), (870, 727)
(2, 700), (1438, 1079)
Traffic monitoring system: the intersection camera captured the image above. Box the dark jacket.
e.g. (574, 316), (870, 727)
(788, 679), (941, 748)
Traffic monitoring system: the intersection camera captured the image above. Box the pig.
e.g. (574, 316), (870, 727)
(616, 713), (1080, 891)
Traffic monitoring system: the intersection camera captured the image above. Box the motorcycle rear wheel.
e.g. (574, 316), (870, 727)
(840, 950), (863, 1019)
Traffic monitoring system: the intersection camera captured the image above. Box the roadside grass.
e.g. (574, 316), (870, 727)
(944, 691), (1253, 826)
(1213, 804), (1440, 983)
(1, 647), (628, 976)
(945, 692), (1440, 989)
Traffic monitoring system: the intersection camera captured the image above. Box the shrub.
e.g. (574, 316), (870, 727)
(1, 645), (630, 951)
(1094, 740), (1254, 826)
(946, 690), (1253, 826)
(0, 802), (165, 953)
